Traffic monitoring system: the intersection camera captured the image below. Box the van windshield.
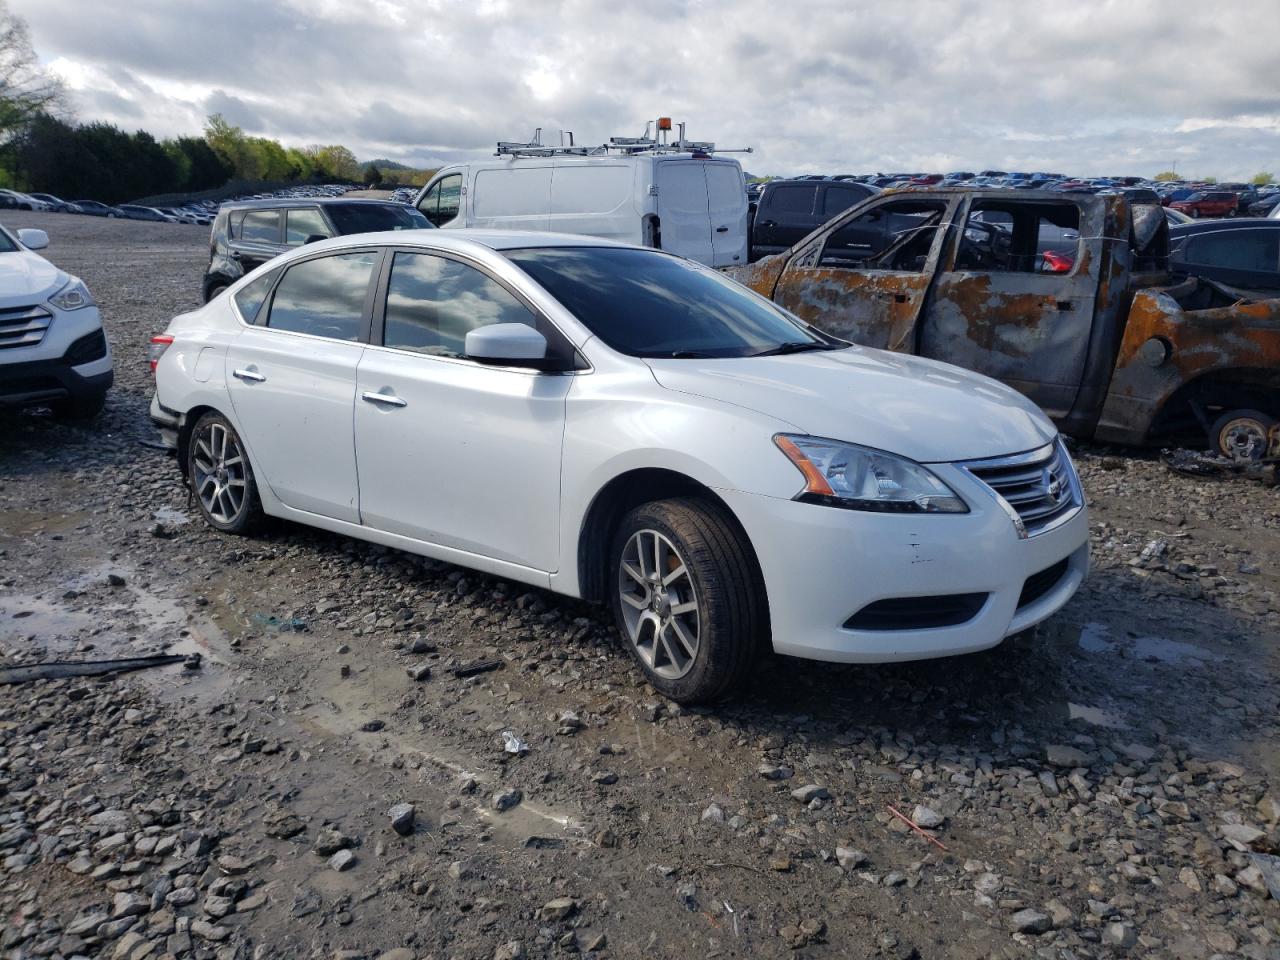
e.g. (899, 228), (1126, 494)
(505, 246), (841, 359)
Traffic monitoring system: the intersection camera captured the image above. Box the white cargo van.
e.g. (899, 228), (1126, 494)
(413, 123), (751, 267)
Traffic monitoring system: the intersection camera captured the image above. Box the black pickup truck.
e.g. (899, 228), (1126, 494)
(750, 179), (879, 261)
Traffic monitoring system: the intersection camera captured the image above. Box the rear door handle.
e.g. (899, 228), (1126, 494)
(715, 226), (729, 233)
(362, 391), (407, 408)
(232, 368), (265, 382)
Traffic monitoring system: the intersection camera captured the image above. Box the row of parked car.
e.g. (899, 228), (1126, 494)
(0, 183), (364, 227)
(747, 173), (1280, 219)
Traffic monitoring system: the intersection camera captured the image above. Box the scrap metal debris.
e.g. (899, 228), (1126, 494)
(1162, 448), (1280, 484)
(0, 654), (193, 685)
(501, 731), (530, 754)
(886, 803), (949, 851)
(452, 658), (504, 678)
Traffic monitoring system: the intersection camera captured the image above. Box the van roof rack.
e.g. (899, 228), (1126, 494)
(495, 119), (751, 158)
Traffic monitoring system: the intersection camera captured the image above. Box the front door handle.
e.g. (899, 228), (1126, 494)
(362, 391), (407, 408)
(715, 226), (729, 233)
(232, 368), (266, 382)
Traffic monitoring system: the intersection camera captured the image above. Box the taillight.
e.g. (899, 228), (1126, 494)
(149, 334), (174, 373)
(1041, 250), (1074, 274)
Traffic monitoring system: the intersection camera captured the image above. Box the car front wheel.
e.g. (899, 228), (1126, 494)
(611, 498), (764, 703)
(188, 411), (263, 534)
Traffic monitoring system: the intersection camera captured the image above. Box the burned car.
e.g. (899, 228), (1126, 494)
(726, 189), (1280, 460)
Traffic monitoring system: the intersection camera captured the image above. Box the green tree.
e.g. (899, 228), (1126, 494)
(0, 1), (62, 143)
(362, 163), (383, 186)
(311, 144), (360, 181)
(1153, 171), (1180, 182)
(1251, 171), (1274, 186)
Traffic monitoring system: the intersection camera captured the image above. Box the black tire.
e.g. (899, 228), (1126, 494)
(205, 282), (229, 303)
(187, 411), (263, 535)
(1210, 408), (1275, 462)
(51, 390), (107, 421)
(1190, 208), (1200, 218)
(609, 498), (765, 704)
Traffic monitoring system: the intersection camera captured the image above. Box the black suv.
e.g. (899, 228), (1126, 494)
(204, 199), (432, 301)
(750, 179), (879, 261)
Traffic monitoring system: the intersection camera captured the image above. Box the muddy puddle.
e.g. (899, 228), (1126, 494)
(0, 560), (236, 702)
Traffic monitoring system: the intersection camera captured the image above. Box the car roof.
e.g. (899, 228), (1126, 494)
(303, 228), (636, 256)
(1169, 219), (1280, 236)
(220, 198), (409, 211)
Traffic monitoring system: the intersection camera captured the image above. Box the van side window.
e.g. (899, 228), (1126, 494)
(418, 174), (462, 227)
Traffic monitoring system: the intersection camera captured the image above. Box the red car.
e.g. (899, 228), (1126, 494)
(1168, 191), (1239, 218)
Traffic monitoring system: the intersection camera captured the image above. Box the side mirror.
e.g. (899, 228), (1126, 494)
(17, 228), (48, 250)
(465, 323), (547, 365)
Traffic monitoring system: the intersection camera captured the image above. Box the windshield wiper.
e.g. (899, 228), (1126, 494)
(663, 350), (718, 359)
(748, 341), (837, 358)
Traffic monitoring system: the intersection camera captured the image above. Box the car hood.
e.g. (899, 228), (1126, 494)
(0, 248), (64, 308)
(645, 346), (1057, 463)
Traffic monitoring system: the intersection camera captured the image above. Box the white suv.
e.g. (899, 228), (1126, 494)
(150, 231), (1088, 702)
(0, 224), (112, 418)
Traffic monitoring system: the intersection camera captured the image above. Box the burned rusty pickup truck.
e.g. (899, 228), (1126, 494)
(726, 189), (1280, 458)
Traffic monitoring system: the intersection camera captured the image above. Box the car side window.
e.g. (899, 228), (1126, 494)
(418, 175), (462, 227)
(233, 268), (281, 324)
(1185, 231), (1280, 272)
(285, 208), (331, 246)
(382, 252), (539, 359)
(955, 201), (1081, 273)
(240, 210), (281, 243)
(265, 252), (379, 341)
(819, 199), (947, 272)
(767, 185), (816, 216)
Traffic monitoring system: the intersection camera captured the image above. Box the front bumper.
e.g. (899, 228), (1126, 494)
(719, 472), (1089, 664)
(0, 322), (113, 409)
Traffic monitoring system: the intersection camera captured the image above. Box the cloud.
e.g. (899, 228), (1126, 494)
(17, 0), (1280, 179)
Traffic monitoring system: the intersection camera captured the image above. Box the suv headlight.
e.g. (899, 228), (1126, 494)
(48, 277), (95, 311)
(774, 434), (968, 513)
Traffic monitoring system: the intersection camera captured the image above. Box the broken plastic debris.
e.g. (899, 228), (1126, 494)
(501, 731), (529, 754)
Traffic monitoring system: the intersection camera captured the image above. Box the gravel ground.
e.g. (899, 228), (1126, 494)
(1, 210), (1279, 960)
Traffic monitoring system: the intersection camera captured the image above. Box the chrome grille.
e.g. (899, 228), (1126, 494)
(0, 305), (52, 350)
(961, 439), (1081, 538)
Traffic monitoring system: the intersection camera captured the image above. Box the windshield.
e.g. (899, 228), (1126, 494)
(505, 247), (838, 359)
(326, 203), (431, 234)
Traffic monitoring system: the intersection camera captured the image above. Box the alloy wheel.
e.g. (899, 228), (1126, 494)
(617, 529), (701, 680)
(192, 421), (248, 524)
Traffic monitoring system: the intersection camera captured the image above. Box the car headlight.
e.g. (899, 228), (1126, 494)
(774, 434), (968, 513)
(48, 277), (95, 311)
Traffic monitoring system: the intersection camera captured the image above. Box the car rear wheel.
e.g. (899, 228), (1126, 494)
(188, 411), (263, 534)
(1210, 409), (1275, 462)
(611, 498), (764, 704)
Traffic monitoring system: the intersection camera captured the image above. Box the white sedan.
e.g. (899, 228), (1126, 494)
(149, 231), (1088, 702)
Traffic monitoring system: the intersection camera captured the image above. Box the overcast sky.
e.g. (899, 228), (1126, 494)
(15, 0), (1280, 180)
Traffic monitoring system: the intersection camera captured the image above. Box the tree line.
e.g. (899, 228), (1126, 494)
(0, 2), (431, 203)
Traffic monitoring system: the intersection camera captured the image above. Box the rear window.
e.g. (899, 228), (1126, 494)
(1184, 230), (1280, 272)
(325, 203), (430, 235)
